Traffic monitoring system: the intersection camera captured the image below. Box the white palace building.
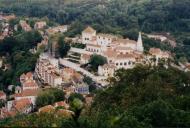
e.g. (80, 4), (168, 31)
(75, 26), (170, 77)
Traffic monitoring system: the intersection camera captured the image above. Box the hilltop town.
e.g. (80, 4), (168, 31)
(0, 11), (190, 126)
(0, 13), (176, 118)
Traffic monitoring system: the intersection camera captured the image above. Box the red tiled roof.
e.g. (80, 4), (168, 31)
(23, 80), (38, 88)
(97, 33), (117, 39)
(14, 89), (39, 98)
(149, 48), (162, 54)
(14, 98), (32, 111)
(26, 72), (33, 78)
(63, 68), (75, 74)
(54, 101), (69, 109)
(81, 54), (91, 60)
(0, 91), (6, 97)
(113, 38), (137, 45)
(38, 105), (54, 113)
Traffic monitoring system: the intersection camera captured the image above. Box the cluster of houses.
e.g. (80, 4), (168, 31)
(35, 53), (89, 95)
(17, 20), (46, 32)
(0, 71), (75, 119)
(0, 14), (16, 40)
(0, 72), (40, 119)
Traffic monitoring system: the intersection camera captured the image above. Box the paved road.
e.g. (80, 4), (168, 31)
(59, 58), (108, 86)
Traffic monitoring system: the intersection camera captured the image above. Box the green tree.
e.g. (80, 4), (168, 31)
(36, 88), (65, 108)
(89, 54), (107, 71)
(68, 93), (85, 103)
(70, 98), (84, 127)
(58, 36), (70, 58)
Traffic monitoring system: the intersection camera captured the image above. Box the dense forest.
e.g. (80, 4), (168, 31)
(0, 0), (190, 61)
(0, 65), (190, 127)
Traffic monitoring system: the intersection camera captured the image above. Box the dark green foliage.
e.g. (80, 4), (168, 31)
(36, 88), (65, 108)
(89, 54), (107, 71)
(0, 99), (6, 108)
(71, 43), (86, 49)
(0, 112), (73, 127)
(88, 65), (190, 127)
(1, 0), (190, 60)
(58, 36), (70, 58)
(1, 66), (190, 127)
(83, 76), (96, 92)
(0, 30), (42, 88)
(70, 98), (84, 127)
(68, 93), (85, 103)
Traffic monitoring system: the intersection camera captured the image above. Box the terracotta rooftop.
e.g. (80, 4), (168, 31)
(0, 91), (6, 97)
(2, 14), (16, 21)
(113, 38), (137, 45)
(14, 98), (32, 111)
(26, 72), (33, 78)
(83, 26), (96, 34)
(38, 105), (54, 113)
(102, 64), (116, 69)
(186, 64), (190, 69)
(115, 46), (133, 51)
(103, 48), (115, 57)
(149, 48), (162, 54)
(81, 54), (91, 60)
(54, 101), (69, 109)
(14, 89), (39, 98)
(23, 80), (38, 88)
(63, 68), (75, 74)
(97, 33), (117, 39)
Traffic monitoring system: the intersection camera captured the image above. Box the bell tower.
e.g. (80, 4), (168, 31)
(137, 32), (144, 52)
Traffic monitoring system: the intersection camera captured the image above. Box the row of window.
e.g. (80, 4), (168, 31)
(87, 48), (99, 53)
(84, 38), (89, 40)
(115, 61), (135, 66)
(98, 36), (111, 41)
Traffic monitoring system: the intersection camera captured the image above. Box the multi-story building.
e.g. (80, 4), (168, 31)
(35, 53), (63, 87)
(20, 72), (39, 91)
(82, 26), (96, 44)
(6, 98), (32, 115)
(98, 64), (116, 77)
(14, 89), (39, 106)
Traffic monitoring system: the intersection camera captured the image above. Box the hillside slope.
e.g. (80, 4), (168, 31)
(87, 66), (190, 128)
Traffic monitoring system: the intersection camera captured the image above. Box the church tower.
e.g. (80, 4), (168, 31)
(137, 32), (144, 52)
